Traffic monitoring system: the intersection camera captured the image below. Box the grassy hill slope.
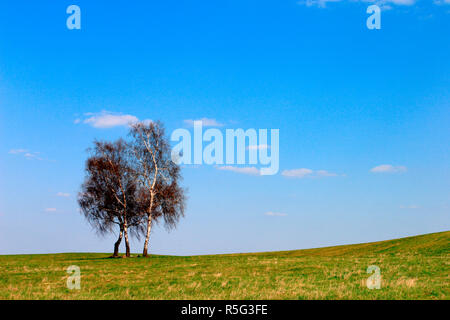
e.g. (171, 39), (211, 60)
(0, 231), (448, 300)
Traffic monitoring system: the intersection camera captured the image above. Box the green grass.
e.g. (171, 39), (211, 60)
(1, 231), (449, 300)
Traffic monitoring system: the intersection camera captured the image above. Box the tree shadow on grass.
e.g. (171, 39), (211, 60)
(72, 254), (152, 261)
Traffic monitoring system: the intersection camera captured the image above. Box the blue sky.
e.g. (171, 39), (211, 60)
(0, 0), (449, 255)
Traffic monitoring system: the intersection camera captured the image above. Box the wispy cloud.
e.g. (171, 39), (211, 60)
(56, 192), (71, 197)
(24, 152), (43, 160)
(83, 111), (138, 128)
(184, 118), (224, 127)
(282, 168), (341, 178)
(217, 166), (260, 175)
(434, 0), (450, 5)
(297, 0), (417, 8)
(316, 170), (338, 177)
(370, 164), (407, 173)
(77, 111), (151, 129)
(282, 168), (313, 178)
(8, 149), (28, 154)
(45, 208), (57, 212)
(8, 149), (43, 160)
(298, 0), (340, 8)
(264, 211), (287, 217)
(386, 0), (416, 4)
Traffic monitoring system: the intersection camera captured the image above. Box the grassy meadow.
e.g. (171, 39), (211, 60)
(0, 231), (448, 300)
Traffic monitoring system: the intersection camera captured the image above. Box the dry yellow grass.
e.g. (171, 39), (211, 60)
(0, 231), (448, 300)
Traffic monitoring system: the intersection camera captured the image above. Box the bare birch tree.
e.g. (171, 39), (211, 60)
(78, 139), (143, 257)
(130, 121), (185, 257)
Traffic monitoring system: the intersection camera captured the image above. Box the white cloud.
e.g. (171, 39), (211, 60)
(217, 166), (261, 175)
(247, 144), (270, 150)
(298, 0), (340, 8)
(8, 149), (28, 154)
(387, 0), (415, 4)
(56, 192), (70, 197)
(282, 168), (313, 178)
(298, 0), (416, 8)
(45, 208), (57, 212)
(298, 0), (450, 9)
(77, 111), (152, 129)
(81, 111), (140, 128)
(184, 118), (224, 127)
(265, 211), (287, 217)
(370, 164), (407, 173)
(316, 170), (338, 177)
(282, 168), (341, 178)
(24, 152), (43, 160)
(9, 149), (43, 160)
